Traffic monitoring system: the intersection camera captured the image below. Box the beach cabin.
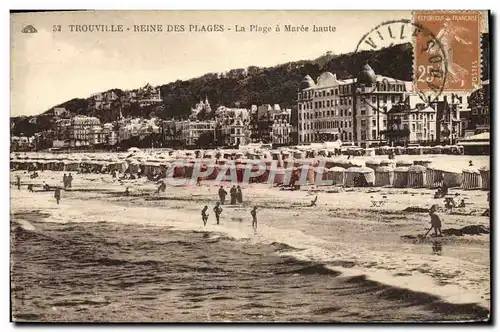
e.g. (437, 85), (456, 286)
(375, 166), (394, 187)
(426, 166), (443, 189)
(393, 167), (409, 188)
(313, 166), (330, 185)
(461, 167), (482, 190)
(407, 165), (427, 188)
(479, 165), (490, 190)
(442, 169), (462, 188)
(328, 167), (345, 186)
(344, 167), (375, 187)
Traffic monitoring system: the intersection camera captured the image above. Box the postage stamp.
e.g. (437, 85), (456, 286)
(413, 11), (482, 92)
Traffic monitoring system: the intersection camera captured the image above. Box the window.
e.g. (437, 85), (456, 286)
(372, 96), (376, 103)
(340, 122), (343, 128)
(372, 119), (376, 126)
(412, 123), (416, 131)
(361, 97), (365, 104)
(330, 89), (334, 95)
(349, 120), (352, 128)
(361, 131), (366, 140)
(412, 114), (416, 120)
(361, 119), (367, 127)
(335, 100), (338, 106)
(348, 98), (352, 105)
(391, 96), (395, 103)
(335, 89), (338, 95)
(372, 129), (377, 139)
(340, 109), (343, 117)
(383, 95), (387, 103)
(383, 120), (387, 127)
(327, 100), (330, 107)
(430, 114), (434, 120)
(349, 132), (352, 140)
(322, 91), (326, 97)
(322, 101), (325, 108)
(340, 99), (344, 106)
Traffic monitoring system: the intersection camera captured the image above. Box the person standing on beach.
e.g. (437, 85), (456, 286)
(251, 206), (258, 231)
(63, 173), (68, 189)
(54, 187), (61, 205)
(218, 186), (227, 205)
(213, 202), (223, 225)
(236, 185), (243, 204)
(429, 205), (443, 237)
(68, 173), (73, 188)
(16, 175), (21, 190)
(201, 205), (209, 226)
(230, 185), (237, 205)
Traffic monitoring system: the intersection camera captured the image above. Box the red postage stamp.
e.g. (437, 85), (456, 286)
(414, 11), (482, 92)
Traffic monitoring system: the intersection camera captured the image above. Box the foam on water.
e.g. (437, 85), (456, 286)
(10, 188), (490, 310)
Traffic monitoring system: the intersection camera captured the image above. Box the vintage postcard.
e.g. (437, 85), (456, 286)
(10, 10), (491, 323)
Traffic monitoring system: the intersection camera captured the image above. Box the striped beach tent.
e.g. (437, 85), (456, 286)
(461, 167), (482, 190)
(314, 166), (330, 186)
(407, 165), (427, 188)
(441, 166), (462, 188)
(328, 166), (345, 186)
(344, 167), (375, 187)
(479, 165), (490, 190)
(426, 166), (443, 189)
(375, 166), (394, 187)
(393, 167), (409, 188)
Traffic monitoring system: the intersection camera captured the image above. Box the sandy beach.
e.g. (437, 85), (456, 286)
(10, 155), (491, 322)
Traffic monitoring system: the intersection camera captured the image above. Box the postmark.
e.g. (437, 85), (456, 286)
(354, 19), (448, 106)
(414, 11), (482, 92)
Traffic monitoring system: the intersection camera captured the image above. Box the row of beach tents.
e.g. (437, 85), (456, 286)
(10, 152), (490, 191)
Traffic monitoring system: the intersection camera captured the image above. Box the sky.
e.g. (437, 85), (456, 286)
(9, 10), (441, 117)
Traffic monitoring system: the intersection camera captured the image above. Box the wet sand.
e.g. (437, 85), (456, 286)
(10, 168), (491, 322)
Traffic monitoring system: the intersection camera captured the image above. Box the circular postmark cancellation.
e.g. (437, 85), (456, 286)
(354, 19), (449, 106)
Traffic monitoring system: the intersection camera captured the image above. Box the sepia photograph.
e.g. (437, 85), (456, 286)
(9, 10), (491, 323)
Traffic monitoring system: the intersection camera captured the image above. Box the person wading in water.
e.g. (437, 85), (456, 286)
(54, 187), (61, 205)
(251, 206), (258, 231)
(218, 186), (227, 205)
(201, 205), (209, 226)
(213, 202), (223, 225)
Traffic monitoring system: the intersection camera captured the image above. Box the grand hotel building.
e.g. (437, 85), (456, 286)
(297, 64), (414, 147)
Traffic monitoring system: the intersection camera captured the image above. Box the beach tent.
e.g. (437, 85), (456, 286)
(442, 169), (462, 188)
(461, 167), (482, 190)
(327, 166), (345, 186)
(365, 159), (381, 171)
(313, 166), (330, 185)
(375, 166), (394, 187)
(479, 165), (490, 190)
(407, 165), (427, 188)
(426, 166), (443, 189)
(344, 167), (375, 187)
(393, 167), (409, 188)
